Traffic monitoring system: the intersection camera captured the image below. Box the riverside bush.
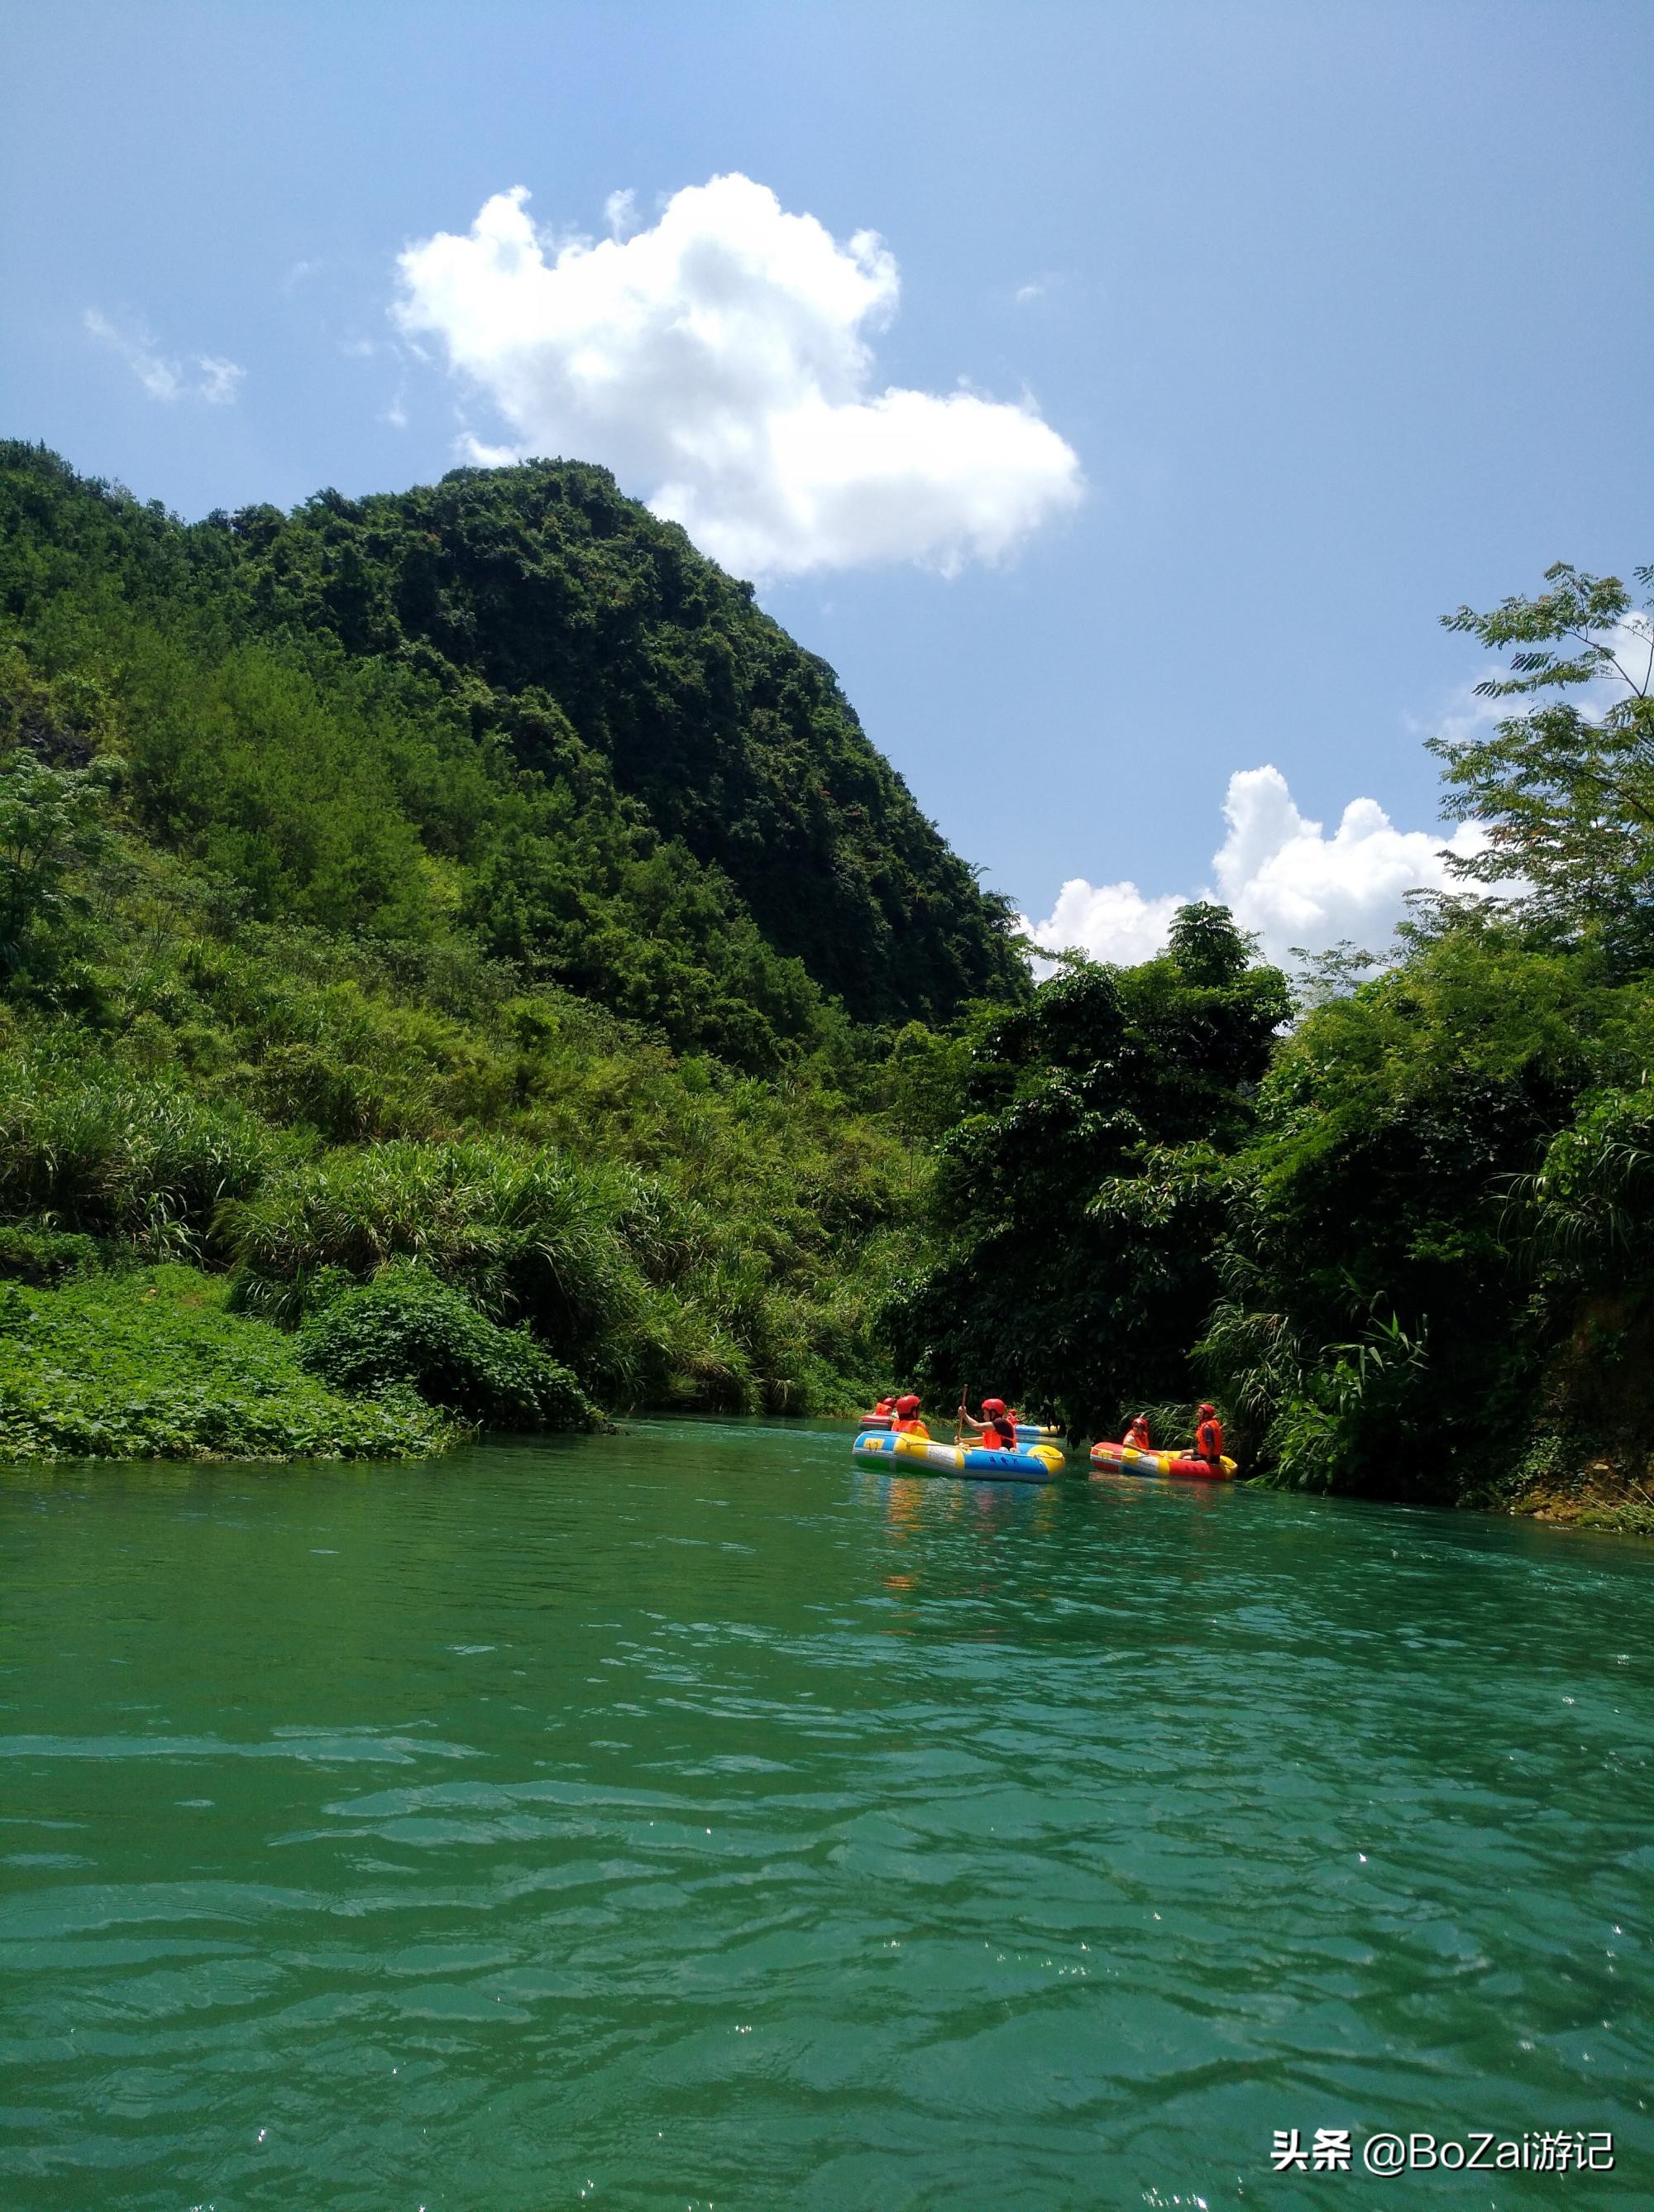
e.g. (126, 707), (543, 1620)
(299, 1265), (595, 1430)
(0, 1266), (450, 1462)
(0, 1223), (100, 1284)
(0, 1051), (282, 1254)
(224, 1138), (653, 1395)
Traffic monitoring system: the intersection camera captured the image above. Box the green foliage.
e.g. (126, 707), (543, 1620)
(1432, 562), (1654, 966)
(0, 1048), (285, 1256)
(0, 1222), (99, 1284)
(0, 1266), (450, 1462)
(1507, 1082), (1654, 1279)
(1198, 918), (1654, 1499)
(0, 440), (1029, 1057)
(298, 1264), (595, 1430)
(226, 1138), (650, 1393)
(0, 749), (112, 987)
(887, 907), (1290, 1438)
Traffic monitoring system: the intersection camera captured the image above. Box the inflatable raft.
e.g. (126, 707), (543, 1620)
(1089, 1440), (1237, 1482)
(858, 1415), (1061, 1444)
(854, 1430), (1065, 1482)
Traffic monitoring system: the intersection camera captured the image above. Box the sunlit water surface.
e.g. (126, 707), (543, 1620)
(2, 1420), (1652, 2210)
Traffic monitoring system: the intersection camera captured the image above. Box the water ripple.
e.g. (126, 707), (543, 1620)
(2, 1425), (1651, 2209)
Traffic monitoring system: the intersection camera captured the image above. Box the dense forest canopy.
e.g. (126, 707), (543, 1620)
(892, 565), (1654, 1521)
(0, 442), (1028, 1059)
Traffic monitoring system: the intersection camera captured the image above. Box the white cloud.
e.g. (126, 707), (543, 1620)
(1213, 767), (1485, 958)
(1024, 765), (1487, 970)
(84, 309), (244, 405)
(394, 175), (1083, 577)
(194, 356), (245, 405)
(1026, 877), (1184, 971)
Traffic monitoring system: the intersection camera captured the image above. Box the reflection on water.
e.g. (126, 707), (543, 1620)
(2, 1419), (1652, 2210)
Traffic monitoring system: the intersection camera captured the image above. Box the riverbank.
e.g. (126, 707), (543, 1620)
(7, 1283), (1652, 1544)
(1510, 1467), (1654, 1538)
(0, 1266), (455, 1462)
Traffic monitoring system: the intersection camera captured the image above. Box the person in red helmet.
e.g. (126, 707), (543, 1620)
(1191, 1403), (1225, 1470)
(1123, 1411), (1152, 1451)
(963, 1396), (1019, 1451)
(892, 1394), (930, 1438)
(872, 1395), (898, 1419)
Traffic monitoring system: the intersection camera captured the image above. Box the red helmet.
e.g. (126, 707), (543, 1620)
(1198, 1402), (1216, 1416)
(982, 1396), (1007, 1415)
(896, 1394), (921, 1414)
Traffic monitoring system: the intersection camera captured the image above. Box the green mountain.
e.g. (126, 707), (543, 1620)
(0, 438), (1023, 1456)
(0, 443), (1026, 1064)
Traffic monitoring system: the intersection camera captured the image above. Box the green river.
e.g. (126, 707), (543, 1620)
(2, 1420), (1651, 2210)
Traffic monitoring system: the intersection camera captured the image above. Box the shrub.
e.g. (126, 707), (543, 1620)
(299, 1265), (595, 1430)
(224, 1137), (650, 1395)
(0, 1222), (100, 1284)
(0, 1052), (282, 1254)
(0, 1266), (451, 1463)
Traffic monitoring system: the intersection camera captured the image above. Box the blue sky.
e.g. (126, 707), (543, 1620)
(3, 1), (1650, 960)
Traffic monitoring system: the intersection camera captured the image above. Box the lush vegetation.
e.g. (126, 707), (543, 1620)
(0, 441), (987, 1455)
(1, 430), (1648, 1524)
(887, 903), (1291, 1440)
(895, 562), (1654, 1526)
(0, 1266), (451, 1463)
(0, 441), (1025, 1059)
(1199, 565), (1654, 1524)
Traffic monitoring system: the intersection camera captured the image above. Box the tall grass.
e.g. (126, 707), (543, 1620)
(223, 1138), (656, 1397)
(0, 1048), (282, 1255)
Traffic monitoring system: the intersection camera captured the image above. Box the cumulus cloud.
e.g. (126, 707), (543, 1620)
(1213, 767), (1485, 956)
(1028, 876), (1184, 970)
(84, 309), (244, 405)
(394, 175), (1083, 577)
(1024, 765), (1487, 971)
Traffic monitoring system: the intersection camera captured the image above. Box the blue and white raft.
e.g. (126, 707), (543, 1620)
(853, 1429), (1066, 1483)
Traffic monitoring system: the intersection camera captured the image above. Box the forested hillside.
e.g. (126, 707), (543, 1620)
(0, 443), (1026, 1058)
(0, 440), (1005, 1457)
(2, 436), (1648, 1530)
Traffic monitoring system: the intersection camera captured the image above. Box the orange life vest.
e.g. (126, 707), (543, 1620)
(1194, 1416), (1224, 1463)
(1126, 1417), (1151, 1450)
(894, 1418), (930, 1438)
(982, 1420), (1017, 1451)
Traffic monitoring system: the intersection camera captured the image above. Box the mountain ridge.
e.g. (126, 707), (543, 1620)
(0, 442), (1029, 1058)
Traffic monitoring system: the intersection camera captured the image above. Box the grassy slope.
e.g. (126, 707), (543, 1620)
(0, 445), (995, 1459)
(0, 1266), (452, 1463)
(0, 815), (935, 1455)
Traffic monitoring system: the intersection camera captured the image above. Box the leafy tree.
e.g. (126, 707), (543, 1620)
(1199, 917), (1652, 1498)
(0, 751), (111, 987)
(1432, 562), (1654, 965)
(887, 905), (1288, 1438)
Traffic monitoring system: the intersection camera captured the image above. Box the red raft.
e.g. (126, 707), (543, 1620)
(1089, 1440), (1237, 1482)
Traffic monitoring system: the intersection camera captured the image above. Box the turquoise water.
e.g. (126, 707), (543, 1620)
(2, 1420), (1651, 2210)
